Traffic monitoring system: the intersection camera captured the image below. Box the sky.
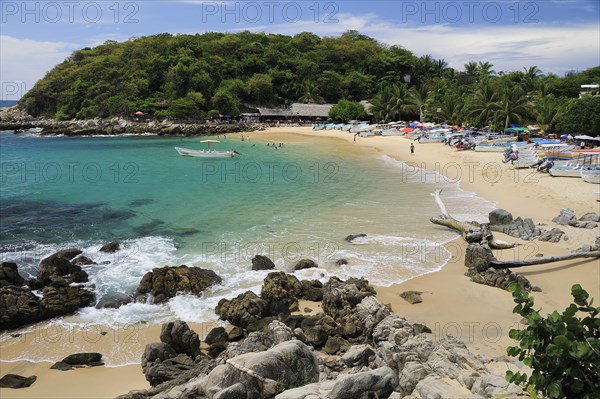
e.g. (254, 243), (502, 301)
(1, 0), (599, 100)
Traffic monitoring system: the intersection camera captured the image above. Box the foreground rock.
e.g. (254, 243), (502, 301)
(0, 374), (37, 388)
(136, 266), (222, 303)
(51, 353), (104, 371)
(119, 277), (527, 399)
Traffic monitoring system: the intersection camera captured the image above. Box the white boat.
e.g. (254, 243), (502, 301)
(175, 139), (235, 158)
(549, 163), (587, 178)
(511, 157), (540, 169)
(581, 170), (600, 184)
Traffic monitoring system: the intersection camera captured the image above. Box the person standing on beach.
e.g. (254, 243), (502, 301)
(410, 143), (415, 155)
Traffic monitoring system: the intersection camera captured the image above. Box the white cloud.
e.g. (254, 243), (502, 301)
(0, 36), (79, 100)
(250, 13), (600, 75)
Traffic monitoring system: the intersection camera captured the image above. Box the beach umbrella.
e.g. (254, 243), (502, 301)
(409, 121), (419, 127)
(401, 127), (414, 133)
(134, 111), (144, 116)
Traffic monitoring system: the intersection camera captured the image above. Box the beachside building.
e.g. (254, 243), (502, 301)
(257, 103), (335, 122)
(580, 84), (599, 98)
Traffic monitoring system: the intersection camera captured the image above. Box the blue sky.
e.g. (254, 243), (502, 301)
(1, 0), (599, 100)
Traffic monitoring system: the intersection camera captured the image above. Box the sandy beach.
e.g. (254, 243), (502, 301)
(2, 126), (598, 398)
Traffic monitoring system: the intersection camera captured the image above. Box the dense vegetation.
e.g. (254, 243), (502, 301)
(507, 284), (599, 398)
(18, 30), (600, 134)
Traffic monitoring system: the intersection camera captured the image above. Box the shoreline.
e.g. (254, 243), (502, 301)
(1, 126), (598, 398)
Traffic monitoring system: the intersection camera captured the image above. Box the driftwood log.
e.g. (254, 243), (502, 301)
(490, 251), (600, 269)
(429, 189), (514, 250)
(430, 189), (600, 269)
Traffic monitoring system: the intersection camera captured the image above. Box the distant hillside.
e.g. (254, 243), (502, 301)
(18, 30), (419, 120)
(17, 30), (600, 133)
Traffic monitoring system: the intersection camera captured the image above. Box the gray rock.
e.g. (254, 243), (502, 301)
(489, 216), (540, 240)
(580, 222), (598, 229)
(36, 253), (88, 286)
(552, 208), (578, 226)
(266, 320), (294, 345)
(398, 361), (430, 395)
(354, 295), (392, 338)
(160, 320), (201, 358)
(251, 254), (276, 271)
(539, 228), (565, 243)
(328, 367), (398, 399)
(324, 336), (348, 355)
(100, 242), (120, 253)
(204, 327), (228, 346)
(302, 325), (328, 348)
(464, 244), (495, 272)
(203, 340), (319, 399)
(416, 376), (482, 398)
(488, 209), (513, 225)
(340, 344), (375, 367)
(300, 280), (323, 302)
(137, 266), (222, 304)
(400, 290), (423, 304)
(579, 212), (600, 222)
(0, 374), (37, 388)
(141, 343), (178, 374)
(261, 272), (303, 315)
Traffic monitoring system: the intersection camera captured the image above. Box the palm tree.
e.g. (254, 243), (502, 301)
(434, 59), (449, 77)
(389, 83), (409, 121)
(297, 79), (324, 104)
(469, 80), (499, 127)
(464, 61), (478, 84)
(407, 84), (430, 122)
(534, 94), (561, 132)
(522, 66), (543, 93)
(369, 87), (394, 122)
(438, 94), (466, 125)
(477, 61), (495, 80)
(495, 84), (530, 130)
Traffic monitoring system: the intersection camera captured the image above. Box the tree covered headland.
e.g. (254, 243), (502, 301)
(18, 30), (600, 135)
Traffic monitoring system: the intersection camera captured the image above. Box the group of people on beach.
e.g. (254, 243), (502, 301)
(267, 142), (284, 149)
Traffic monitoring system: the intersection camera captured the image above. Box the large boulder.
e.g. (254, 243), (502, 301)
(215, 291), (267, 329)
(136, 266), (222, 303)
(488, 216), (540, 240)
(251, 255), (275, 271)
(579, 212), (600, 222)
(328, 367), (398, 399)
(40, 285), (95, 318)
(100, 242), (120, 253)
(160, 320), (201, 358)
(464, 244), (495, 273)
(488, 209), (513, 225)
(539, 228), (565, 243)
(35, 253), (88, 287)
(261, 272), (303, 315)
(203, 340), (319, 399)
(0, 262), (26, 287)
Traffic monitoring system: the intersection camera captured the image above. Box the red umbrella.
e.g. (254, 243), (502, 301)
(401, 127), (414, 133)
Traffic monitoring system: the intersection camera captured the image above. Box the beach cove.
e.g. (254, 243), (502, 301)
(1, 127), (599, 398)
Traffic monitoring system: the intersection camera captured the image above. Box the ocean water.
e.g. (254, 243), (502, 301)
(0, 131), (495, 364)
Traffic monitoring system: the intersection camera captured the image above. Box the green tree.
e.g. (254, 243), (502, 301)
(297, 79), (324, 104)
(407, 84), (430, 122)
(506, 283), (600, 398)
(556, 96), (600, 136)
(328, 99), (367, 122)
(469, 80), (500, 127)
(495, 84), (531, 130)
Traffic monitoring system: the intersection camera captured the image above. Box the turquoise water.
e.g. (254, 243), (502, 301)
(0, 131), (495, 341)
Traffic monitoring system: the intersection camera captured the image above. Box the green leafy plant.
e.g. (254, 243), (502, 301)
(506, 283), (600, 398)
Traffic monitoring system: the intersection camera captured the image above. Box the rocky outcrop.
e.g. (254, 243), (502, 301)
(579, 212), (600, 222)
(120, 277), (527, 399)
(251, 255), (276, 271)
(215, 291), (267, 330)
(0, 282), (94, 330)
(34, 252), (88, 287)
(464, 244), (538, 292)
(50, 353), (104, 371)
(160, 320), (201, 359)
(0, 374), (37, 388)
(261, 272), (303, 315)
(488, 209), (540, 240)
(136, 266), (222, 303)
(0, 109), (261, 137)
